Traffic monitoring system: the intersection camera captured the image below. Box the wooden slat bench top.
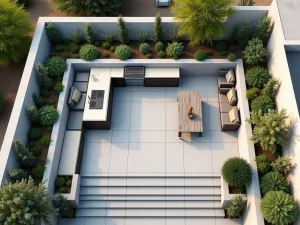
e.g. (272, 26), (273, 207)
(178, 91), (203, 133)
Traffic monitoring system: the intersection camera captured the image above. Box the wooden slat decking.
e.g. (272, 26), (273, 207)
(178, 91), (203, 133)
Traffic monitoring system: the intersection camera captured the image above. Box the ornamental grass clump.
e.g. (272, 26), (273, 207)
(221, 157), (252, 189)
(166, 42), (184, 60)
(115, 45), (131, 60)
(260, 191), (297, 225)
(45, 57), (67, 78)
(261, 171), (289, 195)
(79, 44), (99, 61)
(39, 106), (59, 126)
(226, 195), (245, 218)
(255, 154), (272, 175)
(243, 38), (267, 65)
(251, 95), (274, 114)
(245, 66), (269, 88)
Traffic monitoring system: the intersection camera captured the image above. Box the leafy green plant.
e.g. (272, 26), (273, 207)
(59, 187), (67, 193)
(115, 45), (131, 60)
(226, 195), (245, 218)
(169, 27), (182, 42)
(227, 53), (236, 62)
(55, 82), (64, 94)
(102, 51), (109, 58)
(243, 38), (267, 65)
(46, 22), (63, 44)
(139, 43), (151, 54)
(215, 41), (227, 51)
(41, 136), (51, 147)
(79, 44), (99, 61)
(153, 13), (163, 43)
(157, 51), (166, 58)
(41, 90), (50, 98)
(110, 46), (115, 52)
(13, 139), (36, 168)
(56, 177), (66, 188)
(66, 179), (72, 187)
(222, 157), (252, 189)
(246, 87), (261, 100)
(31, 143), (43, 156)
(8, 168), (27, 182)
(194, 50), (206, 61)
(261, 191), (297, 225)
(272, 157), (292, 174)
(39, 106), (59, 126)
(155, 42), (164, 51)
(103, 32), (115, 44)
(261, 172), (289, 195)
(94, 41), (101, 47)
(145, 53), (152, 59)
(45, 57), (67, 78)
(171, 0), (235, 45)
(26, 105), (40, 123)
(261, 78), (279, 98)
(28, 127), (42, 141)
(70, 45), (80, 53)
(118, 16), (130, 44)
(247, 109), (289, 153)
(54, 45), (65, 52)
(46, 126), (53, 132)
(101, 41), (110, 49)
(166, 42), (184, 60)
(32, 93), (44, 108)
(55, 193), (74, 218)
(35, 64), (52, 90)
(255, 154), (272, 175)
(232, 21), (250, 48)
(84, 23), (96, 44)
(137, 31), (148, 44)
(245, 66), (269, 88)
(256, 16), (272, 45)
(32, 164), (46, 181)
(70, 29), (82, 44)
(15, 0), (29, 6)
(239, 0), (254, 6)
(251, 95), (274, 114)
(0, 177), (55, 225)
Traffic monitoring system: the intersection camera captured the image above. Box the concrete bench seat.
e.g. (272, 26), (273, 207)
(73, 82), (88, 93)
(75, 72), (90, 82)
(67, 111), (84, 130)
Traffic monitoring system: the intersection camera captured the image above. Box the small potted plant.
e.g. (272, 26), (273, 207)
(188, 106), (193, 119)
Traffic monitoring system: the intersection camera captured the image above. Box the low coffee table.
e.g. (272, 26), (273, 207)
(178, 91), (203, 137)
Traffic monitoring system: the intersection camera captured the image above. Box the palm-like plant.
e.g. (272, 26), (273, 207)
(245, 66), (269, 88)
(171, 0), (235, 45)
(251, 95), (274, 114)
(0, 0), (33, 65)
(261, 171), (289, 195)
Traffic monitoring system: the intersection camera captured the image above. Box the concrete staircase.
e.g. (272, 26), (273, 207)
(76, 175), (225, 218)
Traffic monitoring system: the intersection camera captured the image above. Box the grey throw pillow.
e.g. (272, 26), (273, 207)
(225, 69), (235, 83)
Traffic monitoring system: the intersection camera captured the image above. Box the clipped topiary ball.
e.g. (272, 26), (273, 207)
(45, 57), (67, 78)
(194, 51), (206, 61)
(261, 171), (289, 195)
(228, 53), (236, 62)
(39, 106), (59, 126)
(28, 128), (42, 141)
(155, 42), (164, 51)
(222, 157), (252, 188)
(115, 45), (131, 60)
(79, 44), (99, 61)
(139, 43), (151, 54)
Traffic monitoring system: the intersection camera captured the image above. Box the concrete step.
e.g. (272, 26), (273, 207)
(80, 173), (220, 178)
(75, 208), (225, 218)
(80, 186), (221, 196)
(79, 200), (221, 209)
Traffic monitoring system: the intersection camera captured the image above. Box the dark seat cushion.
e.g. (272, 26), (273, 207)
(68, 87), (76, 110)
(75, 72), (89, 82)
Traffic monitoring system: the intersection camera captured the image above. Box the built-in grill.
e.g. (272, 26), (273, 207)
(89, 90), (104, 109)
(124, 67), (145, 86)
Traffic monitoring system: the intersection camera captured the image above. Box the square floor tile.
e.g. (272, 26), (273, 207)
(210, 131), (238, 143)
(130, 131), (165, 143)
(112, 102), (131, 130)
(131, 91), (166, 102)
(166, 143), (184, 173)
(206, 76), (218, 92)
(180, 76), (206, 91)
(114, 88), (131, 102)
(166, 131), (183, 143)
(206, 91), (218, 102)
(109, 143), (129, 174)
(84, 130), (112, 143)
(166, 102), (178, 131)
(112, 130), (130, 143)
(207, 101), (221, 130)
(165, 91), (178, 102)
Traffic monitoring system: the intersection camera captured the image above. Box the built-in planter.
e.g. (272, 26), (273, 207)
(54, 174), (81, 208)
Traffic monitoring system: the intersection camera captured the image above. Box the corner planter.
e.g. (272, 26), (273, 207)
(221, 175), (247, 208)
(53, 174), (81, 208)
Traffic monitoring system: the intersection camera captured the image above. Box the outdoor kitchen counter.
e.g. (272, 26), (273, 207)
(144, 68), (180, 87)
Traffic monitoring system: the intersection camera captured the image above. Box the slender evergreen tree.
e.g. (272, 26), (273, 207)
(153, 13), (163, 43)
(118, 16), (130, 44)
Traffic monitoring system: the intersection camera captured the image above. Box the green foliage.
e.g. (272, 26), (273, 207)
(102, 41), (111, 49)
(28, 127), (42, 141)
(31, 143), (43, 156)
(45, 22), (63, 44)
(247, 109), (289, 153)
(215, 41), (227, 51)
(246, 87), (261, 100)
(137, 31), (148, 44)
(0, 89), (4, 113)
(255, 16), (272, 45)
(70, 45), (80, 53)
(221, 157), (252, 188)
(55, 193), (74, 218)
(46, 126), (53, 132)
(171, 0), (235, 45)
(26, 105), (40, 123)
(194, 50), (206, 61)
(206, 51), (214, 56)
(261, 172), (289, 195)
(79, 44), (99, 61)
(232, 21), (250, 48)
(145, 53), (152, 59)
(0, 0), (33, 65)
(139, 43), (151, 54)
(32, 93), (44, 108)
(66, 179), (72, 187)
(118, 16), (130, 44)
(8, 168), (27, 182)
(59, 187), (67, 193)
(219, 51), (228, 56)
(261, 78), (279, 98)
(13, 139), (36, 168)
(115, 45), (131, 60)
(45, 57), (67, 78)
(239, 0), (255, 6)
(110, 46), (116, 52)
(54, 45), (65, 52)
(56, 177), (66, 188)
(261, 191), (297, 225)
(94, 41), (101, 47)
(15, 0), (28, 7)
(251, 95), (274, 114)
(41, 136), (51, 147)
(35, 64), (53, 90)
(245, 66), (269, 88)
(55, 82), (64, 94)
(102, 51), (109, 58)
(166, 42), (184, 59)
(155, 42), (164, 51)
(153, 13), (163, 43)
(227, 53), (236, 62)
(39, 106), (59, 126)
(226, 195), (245, 218)
(0, 177), (55, 225)
(103, 32), (115, 44)
(169, 27), (182, 42)
(84, 23), (96, 44)
(243, 38), (267, 65)
(157, 50), (166, 58)
(255, 154), (272, 175)
(41, 90), (50, 98)
(32, 164), (46, 181)
(70, 29), (82, 44)
(272, 157), (292, 174)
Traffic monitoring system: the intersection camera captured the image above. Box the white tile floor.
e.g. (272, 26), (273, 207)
(80, 76), (239, 176)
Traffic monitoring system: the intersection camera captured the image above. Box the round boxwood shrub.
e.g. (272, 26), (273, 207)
(66, 179), (72, 188)
(226, 195), (245, 218)
(221, 157), (252, 188)
(139, 43), (151, 54)
(261, 172), (289, 195)
(79, 44), (99, 61)
(246, 66), (269, 88)
(39, 106), (59, 126)
(166, 42), (184, 60)
(45, 57), (67, 78)
(115, 45), (131, 60)
(251, 95), (274, 114)
(215, 41), (227, 51)
(194, 51), (206, 61)
(255, 154), (272, 175)
(56, 177), (66, 188)
(261, 191), (297, 225)
(110, 46), (115, 52)
(227, 53), (236, 62)
(155, 42), (164, 51)
(28, 128), (42, 141)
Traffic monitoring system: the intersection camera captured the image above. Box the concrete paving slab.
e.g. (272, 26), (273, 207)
(85, 130), (112, 143)
(130, 131), (166, 143)
(209, 131), (238, 143)
(166, 143), (184, 173)
(180, 76), (206, 91)
(109, 143), (129, 174)
(114, 89), (132, 102)
(166, 131), (183, 143)
(166, 102), (179, 131)
(131, 91), (166, 102)
(165, 91), (178, 102)
(207, 101), (221, 130)
(206, 76), (218, 92)
(206, 91), (218, 102)
(112, 102), (131, 130)
(112, 131), (130, 143)
(180, 131), (210, 143)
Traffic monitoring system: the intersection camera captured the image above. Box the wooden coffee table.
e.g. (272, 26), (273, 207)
(178, 91), (203, 137)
